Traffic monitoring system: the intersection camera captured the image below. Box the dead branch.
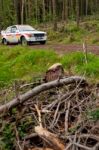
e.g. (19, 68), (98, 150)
(73, 142), (92, 150)
(35, 126), (65, 150)
(24, 133), (38, 140)
(34, 104), (42, 127)
(28, 148), (54, 150)
(0, 76), (85, 113)
(65, 134), (99, 142)
(79, 134), (99, 142)
(65, 101), (71, 134)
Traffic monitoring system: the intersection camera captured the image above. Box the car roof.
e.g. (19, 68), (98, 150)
(16, 25), (32, 27)
(7, 25), (32, 28)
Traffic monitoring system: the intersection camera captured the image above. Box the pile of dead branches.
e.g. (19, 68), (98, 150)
(0, 76), (99, 150)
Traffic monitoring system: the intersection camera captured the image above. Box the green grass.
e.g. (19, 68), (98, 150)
(61, 52), (99, 79)
(88, 109), (99, 121)
(0, 46), (99, 88)
(0, 46), (60, 87)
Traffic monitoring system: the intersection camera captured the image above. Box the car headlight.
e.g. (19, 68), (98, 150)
(26, 34), (34, 37)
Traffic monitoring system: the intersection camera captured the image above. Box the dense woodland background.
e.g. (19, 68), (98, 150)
(0, 0), (99, 30)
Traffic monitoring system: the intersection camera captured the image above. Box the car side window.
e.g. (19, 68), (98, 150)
(11, 26), (17, 33)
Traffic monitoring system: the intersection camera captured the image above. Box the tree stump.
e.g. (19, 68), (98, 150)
(44, 63), (64, 82)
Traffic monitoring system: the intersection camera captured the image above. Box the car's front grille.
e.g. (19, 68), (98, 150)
(34, 34), (44, 37)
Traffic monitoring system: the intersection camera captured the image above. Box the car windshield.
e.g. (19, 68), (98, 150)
(18, 25), (35, 31)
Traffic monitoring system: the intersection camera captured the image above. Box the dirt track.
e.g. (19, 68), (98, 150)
(30, 43), (99, 55)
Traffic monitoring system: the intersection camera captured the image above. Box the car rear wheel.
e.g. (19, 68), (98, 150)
(21, 37), (28, 46)
(40, 41), (46, 45)
(2, 39), (8, 45)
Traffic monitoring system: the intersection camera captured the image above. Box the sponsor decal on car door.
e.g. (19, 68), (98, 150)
(11, 27), (19, 43)
(6, 33), (12, 42)
(5, 27), (12, 42)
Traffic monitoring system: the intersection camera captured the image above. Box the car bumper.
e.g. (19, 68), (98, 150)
(26, 36), (47, 42)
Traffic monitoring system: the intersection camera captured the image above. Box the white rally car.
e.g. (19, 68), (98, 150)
(1, 25), (47, 45)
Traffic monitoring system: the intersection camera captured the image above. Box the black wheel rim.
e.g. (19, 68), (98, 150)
(4, 39), (7, 45)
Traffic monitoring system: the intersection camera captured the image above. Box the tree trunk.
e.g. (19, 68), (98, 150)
(14, 0), (21, 24)
(52, 0), (57, 31)
(42, 0), (45, 22)
(76, 0), (80, 27)
(86, 0), (88, 16)
(0, 76), (85, 114)
(21, 0), (24, 24)
(63, 0), (68, 23)
(48, 0), (52, 22)
(35, 0), (38, 24)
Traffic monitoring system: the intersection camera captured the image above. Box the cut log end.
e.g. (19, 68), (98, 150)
(35, 126), (65, 150)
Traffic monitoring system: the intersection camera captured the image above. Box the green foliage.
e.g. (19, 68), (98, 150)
(47, 20), (99, 44)
(0, 46), (59, 87)
(61, 52), (99, 78)
(48, 22), (87, 44)
(0, 0), (99, 27)
(68, 124), (81, 134)
(61, 52), (84, 69)
(88, 109), (99, 121)
(18, 121), (29, 138)
(48, 30), (64, 42)
(1, 115), (35, 150)
(2, 123), (15, 150)
(0, 0), (16, 28)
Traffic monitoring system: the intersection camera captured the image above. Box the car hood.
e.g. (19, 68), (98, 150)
(1, 30), (6, 34)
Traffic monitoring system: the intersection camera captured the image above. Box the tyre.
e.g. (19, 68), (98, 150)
(21, 37), (28, 46)
(40, 41), (46, 45)
(2, 38), (8, 45)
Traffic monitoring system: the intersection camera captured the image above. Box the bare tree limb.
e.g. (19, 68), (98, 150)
(0, 76), (85, 114)
(34, 104), (42, 127)
(65, 101), (71, 134)
(73, 142), (92, 150)
(28, 148), (54, 150)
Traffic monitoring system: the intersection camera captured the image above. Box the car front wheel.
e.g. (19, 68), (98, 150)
(2, 38), (8, 45)
(21, 37), (28, 46)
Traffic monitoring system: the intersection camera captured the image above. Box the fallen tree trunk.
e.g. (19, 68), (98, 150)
(0, 76), (85, 113)
(35, 126), (65, 150)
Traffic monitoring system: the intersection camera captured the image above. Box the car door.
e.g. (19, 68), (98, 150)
(5, 27), (12, 43)
(10, 26), (19, 43)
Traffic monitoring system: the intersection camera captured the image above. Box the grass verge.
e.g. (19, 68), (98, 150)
(0, 46), (99, 88)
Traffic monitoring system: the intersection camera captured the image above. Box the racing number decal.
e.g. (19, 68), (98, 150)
(6, 34), (20, 42)
(6, 34), (12, 41)
(16, 34), (21, 40)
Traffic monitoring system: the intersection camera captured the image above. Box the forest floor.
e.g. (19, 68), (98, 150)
(30, 43), (99, 55)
